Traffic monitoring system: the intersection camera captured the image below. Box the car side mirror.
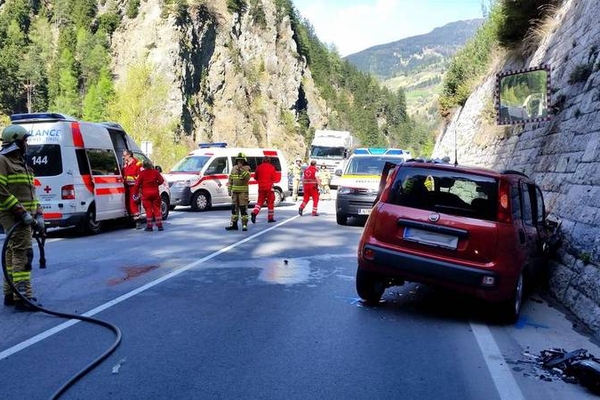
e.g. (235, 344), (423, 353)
(496, 66), (551, 125)
(335, 169), (342, 176)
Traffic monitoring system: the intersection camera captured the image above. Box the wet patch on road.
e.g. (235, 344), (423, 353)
(108, 265), (160, 285)
(258, 258), (311, 284)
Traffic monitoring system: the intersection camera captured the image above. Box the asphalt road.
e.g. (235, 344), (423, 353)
(1, 197), (599, 399)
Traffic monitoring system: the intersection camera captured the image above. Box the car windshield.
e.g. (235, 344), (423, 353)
(386, 166), (498, 221)
(310, 146), (345, 158)
(170, 155), (210, 172)
(345, 156), (404, 175)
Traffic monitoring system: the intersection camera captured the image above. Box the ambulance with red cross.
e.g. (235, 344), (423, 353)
(9, 113), (171, 234)
(164, 143), (289, 211)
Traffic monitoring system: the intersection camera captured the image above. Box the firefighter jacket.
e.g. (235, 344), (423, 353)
(0, 151), (40, 215)
(123, 157), (142, 186)
(254, 161), (277, 191)
(317, 168), (331, 185)
(302, 165), (320, 189)
(292, 163), (302, 179)
(228, 165), (251, 193)
(133, 168), (165, 198)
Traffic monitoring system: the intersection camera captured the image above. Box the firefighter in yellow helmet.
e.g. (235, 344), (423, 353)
(0, 125), (44, 311)
(226, 152), (251, 231)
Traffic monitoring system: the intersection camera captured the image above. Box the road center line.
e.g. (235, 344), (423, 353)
(470, 322), (525, 400)
(0, 216), (300, 360)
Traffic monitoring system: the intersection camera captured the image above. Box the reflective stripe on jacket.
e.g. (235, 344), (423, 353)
(228, 165), (251, 193)
(0, 152), (39, 213)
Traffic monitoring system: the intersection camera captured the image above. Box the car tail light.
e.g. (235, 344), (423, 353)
(62, 184), (75, 200)
(363, 247), (375, 261)
(496, 180), (511, 223)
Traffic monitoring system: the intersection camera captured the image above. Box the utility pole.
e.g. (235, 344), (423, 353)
(23, 79), (36, 113)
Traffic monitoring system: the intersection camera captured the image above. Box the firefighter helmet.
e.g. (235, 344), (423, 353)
(2, 125), (31, 145)
(235, 152), (247, 162)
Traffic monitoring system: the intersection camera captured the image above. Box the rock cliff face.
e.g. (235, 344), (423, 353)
(433, 0), (600, 334)
(109, 0), (327, 159)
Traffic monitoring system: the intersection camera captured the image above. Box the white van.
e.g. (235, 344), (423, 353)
(165, 144), (290, 211)
(10, 113), (171, 234)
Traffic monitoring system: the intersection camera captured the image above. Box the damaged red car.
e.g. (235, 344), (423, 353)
(356, 160), (552, 323)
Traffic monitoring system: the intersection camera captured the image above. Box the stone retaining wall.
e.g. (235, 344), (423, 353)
(432, 0), (600, 334)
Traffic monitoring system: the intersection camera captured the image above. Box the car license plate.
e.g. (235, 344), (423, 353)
(358, 208), (371, 215)
(403, 227), (458, 249)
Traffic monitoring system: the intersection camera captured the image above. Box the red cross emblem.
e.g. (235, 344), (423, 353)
(43, 185), (52, 193)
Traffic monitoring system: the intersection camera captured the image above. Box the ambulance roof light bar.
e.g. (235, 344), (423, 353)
(198, 142), (228, 148)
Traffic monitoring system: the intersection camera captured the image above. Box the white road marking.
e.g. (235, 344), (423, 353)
(470, 322), (525, 400)
(0, 216), (300, 360)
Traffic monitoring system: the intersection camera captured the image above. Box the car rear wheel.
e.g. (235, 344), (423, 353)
(356, 268), (386, 305)
(80, 204), (102, 235)
(336, 213), (348, 226)
(191, 190), (211, 211)
(498, 271), (524, 324)
(273, 189), (283, 207)
(161, 193), (170, 220)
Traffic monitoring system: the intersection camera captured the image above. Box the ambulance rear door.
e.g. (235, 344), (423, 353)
(23, 119), (86, 226)
(79, 123), (126, 221)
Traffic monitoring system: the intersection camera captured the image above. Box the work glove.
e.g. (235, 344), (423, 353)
(13, 205), (34, 225)
(22, 211), (34, 226)
(34, 214), (45, 232)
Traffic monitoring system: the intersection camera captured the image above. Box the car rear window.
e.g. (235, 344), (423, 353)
(386, 166), (498, 221)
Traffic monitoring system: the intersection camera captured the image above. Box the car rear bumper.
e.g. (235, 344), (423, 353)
(46, 213), (86, 228)
(358, 244), (513, 301)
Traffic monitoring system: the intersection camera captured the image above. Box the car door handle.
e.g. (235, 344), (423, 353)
(519, 229), (526, 244)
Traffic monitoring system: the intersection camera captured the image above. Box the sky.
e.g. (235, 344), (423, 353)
(292, 0), (485, 56)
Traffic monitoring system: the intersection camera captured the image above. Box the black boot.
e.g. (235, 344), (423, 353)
(3, 294), (14, 306)
(225, 222), (239, 231)
(14, 297), (42, 312)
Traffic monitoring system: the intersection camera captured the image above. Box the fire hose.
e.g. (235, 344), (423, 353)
(2, 220), (122, 400)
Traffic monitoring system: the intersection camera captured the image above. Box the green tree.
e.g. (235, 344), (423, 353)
(50, 48), (80, 117)
(0, 20), (27, 113)
(108, 62), (187, 168)
(82, 66), (114, 121)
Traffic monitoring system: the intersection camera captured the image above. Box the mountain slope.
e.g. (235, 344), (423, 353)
(346, 19), (485, 80)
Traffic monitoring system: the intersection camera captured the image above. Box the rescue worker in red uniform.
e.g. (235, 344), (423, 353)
(133, 160), (165, 231)
(250, 155), (277, 224)
(122, 150), (142, 223)
(298, 159), (321, 216)
(0, 125), (44, 311)
(226, 153), (251, 231)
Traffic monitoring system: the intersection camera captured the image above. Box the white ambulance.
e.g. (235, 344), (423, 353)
(10, 113), (171, 234)
(165, 143), (290, 211)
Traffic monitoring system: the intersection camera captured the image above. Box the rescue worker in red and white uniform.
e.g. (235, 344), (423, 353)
(133, 160), (165, 231)
(250, 155), (277, 224)
(122, 150), (142, 222)
(0, 125), (44, 311)
(298, 159), (321, 216)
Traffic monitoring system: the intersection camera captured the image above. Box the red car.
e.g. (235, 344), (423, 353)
(356, 160), (552, 322)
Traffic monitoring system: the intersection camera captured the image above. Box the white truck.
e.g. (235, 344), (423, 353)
(309, 130), (353, 187)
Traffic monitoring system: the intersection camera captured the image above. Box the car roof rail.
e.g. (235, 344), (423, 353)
(502, 169), (529, 178)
